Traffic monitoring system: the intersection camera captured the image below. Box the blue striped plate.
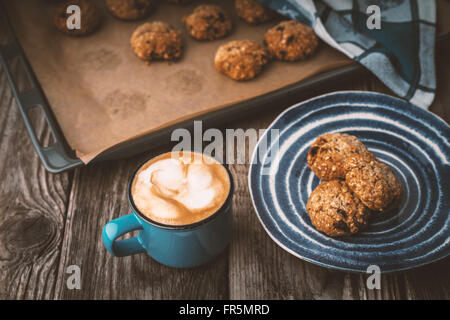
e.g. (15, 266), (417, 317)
(249, 91), (450, 273)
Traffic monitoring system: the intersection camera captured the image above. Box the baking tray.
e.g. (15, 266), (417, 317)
(0, 2), (448, 173)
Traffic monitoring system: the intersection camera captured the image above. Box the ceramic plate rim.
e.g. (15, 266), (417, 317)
(248, 90), (450, 274)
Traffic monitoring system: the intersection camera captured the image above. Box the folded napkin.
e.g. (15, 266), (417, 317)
(259, 0), (437, 109)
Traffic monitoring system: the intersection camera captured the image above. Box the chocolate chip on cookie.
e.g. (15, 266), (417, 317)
(306, 180), (370, 237)
(307, 133), (368, 181)
(264, 20), (319, 61)
(105, 0), (156, 21)
(130, 21), (183, 62)
(344, 152), (403, 212)
(234, 0), (278, 25)
(54, 0), (102, 36)
(183, 5), (232, 41)
(214, 40), (271, 81)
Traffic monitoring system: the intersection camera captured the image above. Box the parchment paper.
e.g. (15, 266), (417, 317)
(5, 0), (450, 163)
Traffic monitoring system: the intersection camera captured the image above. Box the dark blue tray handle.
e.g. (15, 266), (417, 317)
(0, 4), (83, 173)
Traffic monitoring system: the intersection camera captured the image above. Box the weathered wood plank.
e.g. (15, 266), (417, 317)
(1, 37), (448, 301)
(0, 63), (72, 300)
(54, 149), (229, 299)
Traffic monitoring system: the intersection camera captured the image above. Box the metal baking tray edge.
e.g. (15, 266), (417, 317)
(1, 3), (449, 173)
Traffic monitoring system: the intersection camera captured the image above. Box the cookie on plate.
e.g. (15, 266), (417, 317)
(130, 21), (183, 62)
(264, 20), (319, 61)
(214, 40), (271, 81)
(54, 0), (102, 36)
(105, 0), (156, 21)
(307, 133), (368, 181)
(234, 0), (278, 25)
(306, 180), (369, 237)
(344, 152), (403, 212)
(183, 5), (232, 41)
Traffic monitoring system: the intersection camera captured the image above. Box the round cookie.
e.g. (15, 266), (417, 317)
(214, 40), (270, 81)
(105, 0), (156, 21)
(235, 0), (278, 25)
(264, 20), (319, 61)
(54, 0), (102, 36)
(344, 152), (403, 212)
(130, 21), (183, 62)
(306, 180), (369, 237)
(307, 133), (368, 181)
(166, 0), (196, 4)
(183, 5), (232, 41)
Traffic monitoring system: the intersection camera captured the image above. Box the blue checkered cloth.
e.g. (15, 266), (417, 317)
(258, 0), (436, 109)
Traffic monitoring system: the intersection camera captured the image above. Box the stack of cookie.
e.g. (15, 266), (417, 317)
(306, 133), (403, 237)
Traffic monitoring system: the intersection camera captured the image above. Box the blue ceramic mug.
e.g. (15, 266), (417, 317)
(102, 153), (233, 268)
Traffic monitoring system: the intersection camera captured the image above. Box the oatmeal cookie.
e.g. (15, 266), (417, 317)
(105, 0), (156, 21)
(235, 0), (278, 25)
(264, 20), (318, 61)
(183, 5), (232, 41)
(166, 0), (196, 4)
(307, 133), (368, 181)
(130, 21), (183, 62)
(344, 152), (403, 212)
(54, 0), (102, 36)
(306, 180), (369, 237)
(214, 40), (270, 80)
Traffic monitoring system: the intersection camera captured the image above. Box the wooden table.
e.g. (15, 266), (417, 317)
(0, 39), (449, 300)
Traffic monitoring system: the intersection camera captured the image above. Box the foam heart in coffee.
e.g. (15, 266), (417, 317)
(131, 152), (230, 226)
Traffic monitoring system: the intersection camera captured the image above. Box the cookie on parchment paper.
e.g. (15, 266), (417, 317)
(214, 40), (271, 81)
(183, 5), (232, 41)
(264, 20), (319, 61)
(166, 0), (196, 5)
(130, 21), (183, 62)
(235, 0), (278, 25)
(105, 0), (156, 21)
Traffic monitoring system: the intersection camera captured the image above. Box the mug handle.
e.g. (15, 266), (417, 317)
(102, 214), (146, 257)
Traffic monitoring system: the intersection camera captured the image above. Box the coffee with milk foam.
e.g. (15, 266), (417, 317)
(131, 152), (230, 226)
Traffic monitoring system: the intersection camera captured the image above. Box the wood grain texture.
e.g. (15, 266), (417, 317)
(0, 38), (449, 300)
(0, 63), (72, 300)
